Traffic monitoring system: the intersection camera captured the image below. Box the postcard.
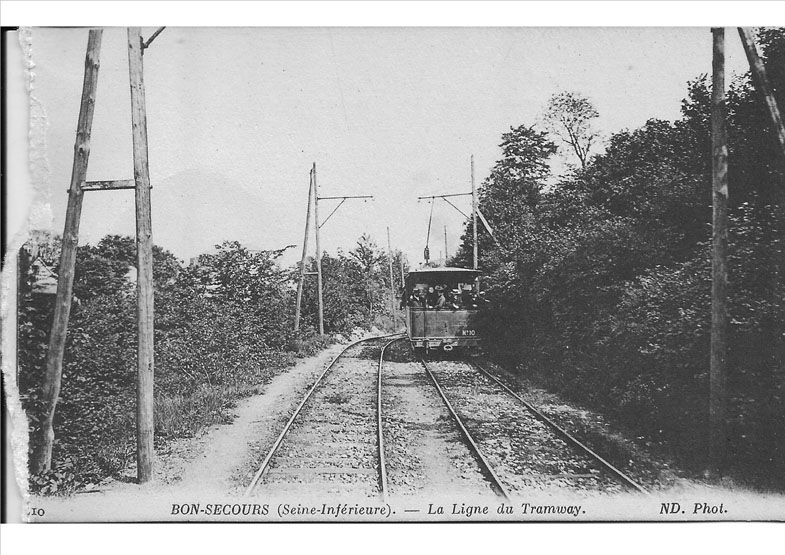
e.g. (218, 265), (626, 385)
(3, 23), (784, 524)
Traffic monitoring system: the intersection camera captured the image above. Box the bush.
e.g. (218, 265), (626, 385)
(19, 238), (303, 492)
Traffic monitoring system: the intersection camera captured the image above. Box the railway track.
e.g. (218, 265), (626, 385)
(244, 333), (645, 500)
(419, 356), (647, 496)
(418, 357), (512, 500)
(470, 359), (648, 494)
(245, 334), (403, 498)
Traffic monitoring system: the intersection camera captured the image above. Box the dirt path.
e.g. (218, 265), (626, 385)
(27, 343), (347, 522)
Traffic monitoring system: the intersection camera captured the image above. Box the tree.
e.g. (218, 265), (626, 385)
(348, 234), (387, 316)
(459, 32), (785, 489)
(542, 91), (600, 168)
(452, 124), (557, 269)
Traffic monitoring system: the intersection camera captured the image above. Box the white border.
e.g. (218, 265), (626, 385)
(2, 3), (783, 553)
(0, 1), (783, 28)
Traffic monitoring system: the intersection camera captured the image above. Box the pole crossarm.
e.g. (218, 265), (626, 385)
(81, 179), (138, 191)
(317, 195), (374, 228)
(418, 192), (472, 218)
(417, 192), (471, 200)
(319, 198), (346, 228)
(441, 197), (469, 219)
(318, 195), (374, 200)
(142, 27), (166, 50)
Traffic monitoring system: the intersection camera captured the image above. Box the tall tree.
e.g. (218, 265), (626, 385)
(349, 234), (386, 315)
(452, 124), (556, 270)
(542, 91), (600, 168)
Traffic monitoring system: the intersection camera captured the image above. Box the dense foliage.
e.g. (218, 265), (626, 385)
(18, 233), (402, 493)
(452, 29), (785, 490)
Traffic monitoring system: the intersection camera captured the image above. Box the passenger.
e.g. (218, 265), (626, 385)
(435, 289), (446, 308)
(460, 284), (474, 307)
(425, 286), (438, 308)
(449, 289), (461, 309)
(468, 291), (489, 307)
(409, 291), (423, 308)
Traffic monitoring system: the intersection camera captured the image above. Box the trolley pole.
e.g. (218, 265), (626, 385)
(294, 168), (314, 332)
(313, 163), (325, 335)
(710, 27), (729, 478)
(471, 154), (478, 271)
(128, 27), (155, 484)
(444, 225), (449, 264)
(34, 29), (103, 474)
(387, 227), (397, 329)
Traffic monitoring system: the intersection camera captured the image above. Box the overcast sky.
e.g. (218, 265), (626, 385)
(14, 25), (753, 268)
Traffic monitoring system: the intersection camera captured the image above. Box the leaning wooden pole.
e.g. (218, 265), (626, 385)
(34, 29), (103, 474)
(293, 169), (314, 332)
(738, 27), (785, 160)
(128, 27), (155, 483)
(313, 163), (325, 335)
(710, 27), (729, 478)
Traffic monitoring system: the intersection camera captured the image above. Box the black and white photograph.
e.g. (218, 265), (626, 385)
(2, 3), (785, 533)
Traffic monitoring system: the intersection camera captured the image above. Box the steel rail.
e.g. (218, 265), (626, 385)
(377, 337), (403, 501)
(469, 359), (649, 495)
(419, 357), (512, 501)
(244, 333), (404, 496)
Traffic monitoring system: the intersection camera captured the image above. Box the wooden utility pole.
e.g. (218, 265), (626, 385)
(313, 163), (325, 335)
(34, 29), (103, 474)
(471, 155), (478, 271)
(710, 27), (729, 478)
(738, 27), (785, 161)
(387, 227), (396, 329)
(311, 167), (373, 334)
(293, 169), (314, 331)
(128, 27), (155, 483)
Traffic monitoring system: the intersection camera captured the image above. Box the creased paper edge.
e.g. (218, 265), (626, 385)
(2, 26), (54, 523)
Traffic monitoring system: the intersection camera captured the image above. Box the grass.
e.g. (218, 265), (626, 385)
(154, 383), (259, 439)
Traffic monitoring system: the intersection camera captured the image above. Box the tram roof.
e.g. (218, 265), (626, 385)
(406, 267), (481, 278)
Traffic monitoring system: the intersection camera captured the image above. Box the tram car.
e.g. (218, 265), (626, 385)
(404, 267), (483, 353)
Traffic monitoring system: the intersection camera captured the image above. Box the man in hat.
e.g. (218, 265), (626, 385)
(435, 285), (446, 308)
(448, 288), (461, 309)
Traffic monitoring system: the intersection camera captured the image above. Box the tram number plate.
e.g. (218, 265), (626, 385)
(458, 329), (476, 336)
